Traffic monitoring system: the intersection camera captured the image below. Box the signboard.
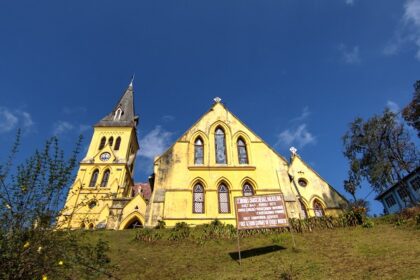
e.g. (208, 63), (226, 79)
(234, 193), (289, 230)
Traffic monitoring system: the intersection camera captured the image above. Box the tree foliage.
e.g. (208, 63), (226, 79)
(0, 131), (117, 279)
(343, 110), (419, 198)
(402, 80), (420, 137)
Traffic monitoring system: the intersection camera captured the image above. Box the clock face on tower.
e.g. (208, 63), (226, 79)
(100, 152), (111, 162)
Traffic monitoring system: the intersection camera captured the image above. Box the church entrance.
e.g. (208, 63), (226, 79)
(124, 218), (143, 229)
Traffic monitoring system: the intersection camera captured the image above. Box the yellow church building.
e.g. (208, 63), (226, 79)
(57, 82), (348, 230)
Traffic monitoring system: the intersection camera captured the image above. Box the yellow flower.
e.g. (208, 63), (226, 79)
(37, 246), (42, 253)
(42, 275), (48, 280)
(23, 242), (30, 249)
(58, 260), (64, 266)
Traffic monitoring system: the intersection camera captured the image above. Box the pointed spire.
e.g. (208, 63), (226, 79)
(95, 78), (139, 128)
(129, 74), (135, 88)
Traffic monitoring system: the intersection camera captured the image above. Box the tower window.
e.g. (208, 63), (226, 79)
(88, 201), (97, 209)
(194, 137), (204, 165)
(313, 200), (324, 217)
(193, 184), (204, 213)
(109, 137), (114, 147)
(114, 108), (123, 120)
(101, 169), (110, 187)
(215, 127), (227, 164)
(298, 178), (308, 187)
(237, 138), (248, 164)
(242, 183), (254, 197)
(218, 184), (230, 213)
(89, 169), (99, 188)
(98, 137), (106, 150)
(114, 137), (121, 151)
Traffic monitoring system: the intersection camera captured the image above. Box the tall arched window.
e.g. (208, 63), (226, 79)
(215, 127), (227, 164)
(194, 137), (204, 165)
(218, 184), (230, 213)
(193, 184), (204, 213)
(114, 137), (121, 151)
(108, 137), (114, 147)
(242, 183), (254, 197)
(98, 137), (106, 150)
(313, 200), (324, 217)
(237, 138), (248, 164)
(89, 169), (99, 187)
(299, 200), (308, 219)
(100, 169), (110, 187)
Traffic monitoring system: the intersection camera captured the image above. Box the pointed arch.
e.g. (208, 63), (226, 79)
(237, 137), (248, 164)
(313, 199), (325, 217)
(194, 137), (204, 165)
(119, 212), (145, 230)
(114, 137), (121, 151)
(114, 108), (123, 120)
(218, 182), (230, 213)
(100, 169), (110, 187)
(242, 182), (254, 197)
(215, 126), (227, 164)
(299, 199), (308, 219)
(98, 137), (106, 150)
(193, 183), (205, 213)
(89, 169), (99, 187)
(108, 137), (114, 147)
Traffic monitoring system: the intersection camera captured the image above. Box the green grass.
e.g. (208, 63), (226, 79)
(86, 221), (420, 280)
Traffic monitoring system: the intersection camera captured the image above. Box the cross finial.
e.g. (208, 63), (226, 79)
(214, 97), (222, 103)
(290, 146), (298, 156)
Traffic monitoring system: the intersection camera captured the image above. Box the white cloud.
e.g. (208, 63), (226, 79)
(384, 0), (420, 61)
(276, 124), (316, 148)
(0, 107), (34, 133)
(290, 106), (311, 122)
(162, 115), (175, 122)
(339, 44), (361, 64)
(53, 121), (74, 135)
(138, 126), (173, 160)
(386, 100), (400, 113)
(345, 0), (355, 6)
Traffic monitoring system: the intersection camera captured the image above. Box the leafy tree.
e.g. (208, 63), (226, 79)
(343, 110), (419, 202)
(402, 80), (420, 137)
(0, 131), (117, 280)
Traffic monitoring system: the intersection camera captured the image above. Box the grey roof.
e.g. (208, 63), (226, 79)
(95, 83), (139, 127)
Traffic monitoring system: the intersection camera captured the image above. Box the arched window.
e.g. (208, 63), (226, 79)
(98, 137), (106, 150)
(193, 184), (204, 213)
(108, 137), (114, 147)
(299, 200), (308, 219)
(114, 137), (121, 151)
(100, 169), (110, 187)
(114, 108), (123, 120)
(218, 184), (230, 213)
(194, 137), (204, 165)
(215, 127), (227, 164)
(313, 200), (324, 217)
(89, 169), (99, 187)
(242, 183), (254, 197)
(237, 138), (248, 164)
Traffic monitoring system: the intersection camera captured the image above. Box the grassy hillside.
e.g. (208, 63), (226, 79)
(85, 219), (420, 280)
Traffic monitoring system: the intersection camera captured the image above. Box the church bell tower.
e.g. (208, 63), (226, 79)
(57, 80), (139, 229)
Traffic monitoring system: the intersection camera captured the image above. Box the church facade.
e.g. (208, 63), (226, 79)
(58, 83), (348, 230)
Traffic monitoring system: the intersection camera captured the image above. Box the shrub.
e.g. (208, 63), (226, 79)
(169, 222), (190, 241)
(155, 220), (166, 229)
(135, 228), (162, 243)
(362, 219), (374, 228)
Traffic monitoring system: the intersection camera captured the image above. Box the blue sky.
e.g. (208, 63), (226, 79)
(0, 1), (419, 215)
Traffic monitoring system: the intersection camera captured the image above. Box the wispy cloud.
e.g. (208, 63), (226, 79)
(138, 126), (173, 160)
(290, 106), (311, 123)
(339, 44), (361, 64)
(276, 124), (316, 148)
(384, 0), (420, 61)
(162, 115), (175, 122)
(345, 0), (355, 6)
(52, 121), (90, 135)
(0, 107), (34, 133)
(386, 100), (400, 113)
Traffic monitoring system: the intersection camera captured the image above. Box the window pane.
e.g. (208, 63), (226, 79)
(194, 138), (204, 165)
(243, 184), (254, 196)
(218, 184), (230, 213)
(215, 128), (226, 164)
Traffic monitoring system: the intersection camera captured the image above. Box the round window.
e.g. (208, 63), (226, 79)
(298, 178), (308, 187)
(88, 201), (97, 209)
